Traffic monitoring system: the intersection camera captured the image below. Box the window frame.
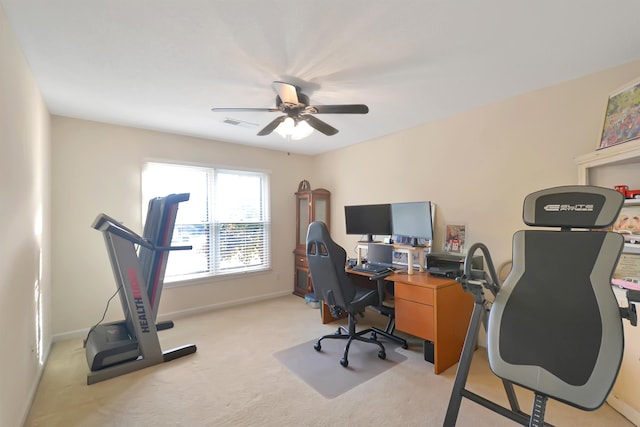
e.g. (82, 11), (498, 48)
(141, 160), (272, 285)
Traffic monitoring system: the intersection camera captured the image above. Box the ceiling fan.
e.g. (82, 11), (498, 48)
(211, 81), (369, 137)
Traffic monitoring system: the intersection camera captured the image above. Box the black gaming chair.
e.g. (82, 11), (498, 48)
(445, 185), (640, 426)
(306, 221), (386, 367)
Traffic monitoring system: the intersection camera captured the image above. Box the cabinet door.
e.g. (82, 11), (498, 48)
(294, 265), (310, 296)
(314, 198), (328, 224)
(297, 194), (310, 248)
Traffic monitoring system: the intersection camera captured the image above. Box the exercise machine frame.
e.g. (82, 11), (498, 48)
(85, 195), (196, 384)
(444, 242), (640, 426)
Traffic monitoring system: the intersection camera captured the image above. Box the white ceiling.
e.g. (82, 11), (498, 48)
(3, 1), (640, 155)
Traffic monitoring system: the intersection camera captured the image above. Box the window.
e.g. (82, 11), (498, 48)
(142, 162), (271, 282)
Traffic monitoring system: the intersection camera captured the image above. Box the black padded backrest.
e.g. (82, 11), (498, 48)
(487, 185), (624, 410)
(306, 221), (356, 310)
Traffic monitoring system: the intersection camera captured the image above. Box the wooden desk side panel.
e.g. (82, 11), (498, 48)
(433, 283), (474, 374)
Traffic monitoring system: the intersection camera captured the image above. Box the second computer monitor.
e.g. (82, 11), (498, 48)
(391, 201), (433, 247)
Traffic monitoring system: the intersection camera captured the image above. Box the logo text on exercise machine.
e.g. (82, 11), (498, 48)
(543, 204), (594, 212)
(127, 268), (150, 333)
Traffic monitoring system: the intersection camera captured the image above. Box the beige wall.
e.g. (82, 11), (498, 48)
(0, 5), (52, 427)
(51, 60), (640, 339)
(50, 60), (640, 342)
(51, 117), (315, 336)
(316, 60), (640, 268)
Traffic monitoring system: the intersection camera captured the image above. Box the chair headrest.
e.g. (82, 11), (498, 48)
(307, 221), (330, 243)
(523, 185), (623, 229)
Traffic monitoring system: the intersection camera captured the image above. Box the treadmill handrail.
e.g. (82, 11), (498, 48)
(92, 213), (152, 247)
(93, 214), (193, 252)
(154, 245), (193, 251)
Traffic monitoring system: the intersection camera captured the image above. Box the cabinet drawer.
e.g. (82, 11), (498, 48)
(295, 255), (308, 268)
(395, 283), (434, 305)
(395, 298), (434, 341)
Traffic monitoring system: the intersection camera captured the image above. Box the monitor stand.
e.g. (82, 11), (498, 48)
(359, 234), (380, 243)
(409, 237), (427, 247)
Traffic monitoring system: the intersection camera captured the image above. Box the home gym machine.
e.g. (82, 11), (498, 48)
(443, 186), (640, 427)
(84, 193), (197, 385)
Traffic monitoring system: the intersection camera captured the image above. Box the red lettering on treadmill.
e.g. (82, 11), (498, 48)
(128, 268), (142, 299)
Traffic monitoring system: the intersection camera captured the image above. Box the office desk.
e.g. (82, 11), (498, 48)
(344, 269), (473, 374)
(389, 272), (473, 374)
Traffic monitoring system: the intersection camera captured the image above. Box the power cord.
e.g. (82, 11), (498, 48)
(83, 284), (123, 348)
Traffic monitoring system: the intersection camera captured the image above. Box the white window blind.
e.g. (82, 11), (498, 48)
(142, 162), (271, 282)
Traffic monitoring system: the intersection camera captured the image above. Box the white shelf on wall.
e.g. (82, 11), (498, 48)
(576, 139), (640, 425)
(576, 138), (640, 185)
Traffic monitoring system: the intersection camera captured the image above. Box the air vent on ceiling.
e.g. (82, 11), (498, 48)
(223, 117), (259, 129)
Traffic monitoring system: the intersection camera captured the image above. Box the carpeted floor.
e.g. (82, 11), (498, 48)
(25, 295), (634, 426)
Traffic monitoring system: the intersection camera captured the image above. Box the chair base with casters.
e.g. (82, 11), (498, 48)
(313, 307), (386, 368)
(444, 186), (640, 427)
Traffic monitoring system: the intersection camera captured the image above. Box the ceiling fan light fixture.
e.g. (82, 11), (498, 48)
(212, 81), (367, 137)
(275, 117), (314, 140)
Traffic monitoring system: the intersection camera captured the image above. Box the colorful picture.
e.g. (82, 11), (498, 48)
(612, 252), (640, 291)
(444, 224), (466, 254)
(599, 77), (640, 149)
(612, 203), (640, 247)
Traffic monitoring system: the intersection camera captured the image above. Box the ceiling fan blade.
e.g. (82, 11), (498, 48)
(272, 81), (299, 105)
(257, 115), (287, 136)
(211, 107), (279, 113)
(301, 115), (339, 136)
(307, 104), (369, 114)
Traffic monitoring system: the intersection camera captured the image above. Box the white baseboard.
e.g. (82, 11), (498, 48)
(53, 290), (293, 342)
(607, 394), (640, 426)
(21, 340), (51, 426)
(54, 327), (90, 342)
(156, 289), (292, 322)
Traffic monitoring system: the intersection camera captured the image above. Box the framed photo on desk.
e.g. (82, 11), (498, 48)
(444, 224), (466, 254)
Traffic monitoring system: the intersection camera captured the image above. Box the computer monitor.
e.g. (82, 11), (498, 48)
(344, 204), (392, 242)
(391, 201), (433, 247)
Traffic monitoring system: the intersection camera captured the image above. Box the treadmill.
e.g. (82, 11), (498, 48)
(84, 193), (197, 385)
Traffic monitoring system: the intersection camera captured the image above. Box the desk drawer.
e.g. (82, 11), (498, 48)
(395, 283), (434, 305)
(395, 298), (434, 341)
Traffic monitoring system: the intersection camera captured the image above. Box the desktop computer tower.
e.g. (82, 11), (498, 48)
(423, 340), (434, 363)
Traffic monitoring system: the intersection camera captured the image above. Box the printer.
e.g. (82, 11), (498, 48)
(426, 252), (483, 278)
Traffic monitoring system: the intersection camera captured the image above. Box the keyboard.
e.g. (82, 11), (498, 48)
(351, 263), (392, 274)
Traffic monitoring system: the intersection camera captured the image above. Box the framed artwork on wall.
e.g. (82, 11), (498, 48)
(598, 76), (640, 150)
